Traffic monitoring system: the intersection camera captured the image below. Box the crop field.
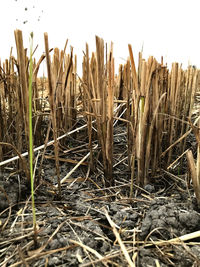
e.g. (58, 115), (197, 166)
(0, 30), (200, 266)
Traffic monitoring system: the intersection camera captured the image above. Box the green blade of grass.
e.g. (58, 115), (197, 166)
(29, 32), (37, 243)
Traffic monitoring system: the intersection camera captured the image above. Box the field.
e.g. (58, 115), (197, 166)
(0, 30), (200, 266)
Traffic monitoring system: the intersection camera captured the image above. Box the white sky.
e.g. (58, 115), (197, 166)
(1, 0), (200, 74)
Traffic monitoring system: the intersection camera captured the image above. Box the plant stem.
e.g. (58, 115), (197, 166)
(29, 32), (37, 246)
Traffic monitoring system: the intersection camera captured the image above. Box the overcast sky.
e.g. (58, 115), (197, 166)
(1, 0), (200, 74)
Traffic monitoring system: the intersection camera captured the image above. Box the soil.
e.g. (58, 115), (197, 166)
(0, 116), (200, 266)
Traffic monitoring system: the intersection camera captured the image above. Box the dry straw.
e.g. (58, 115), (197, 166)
(0, 31), (199, 200)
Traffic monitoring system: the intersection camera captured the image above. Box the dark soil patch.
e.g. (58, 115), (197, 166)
(0, 122), (200, 267)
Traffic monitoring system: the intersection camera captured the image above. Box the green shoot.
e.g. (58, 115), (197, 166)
(29, 32), (37, 245)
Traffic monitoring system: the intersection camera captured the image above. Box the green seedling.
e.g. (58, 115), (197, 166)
(29, 32), (37, 247)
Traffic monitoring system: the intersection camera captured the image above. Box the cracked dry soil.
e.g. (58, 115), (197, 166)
(0, 126), (200, 267)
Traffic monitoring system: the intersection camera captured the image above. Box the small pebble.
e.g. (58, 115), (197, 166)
(144, 184), (155, 193)
(48, 256), (60, 266)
